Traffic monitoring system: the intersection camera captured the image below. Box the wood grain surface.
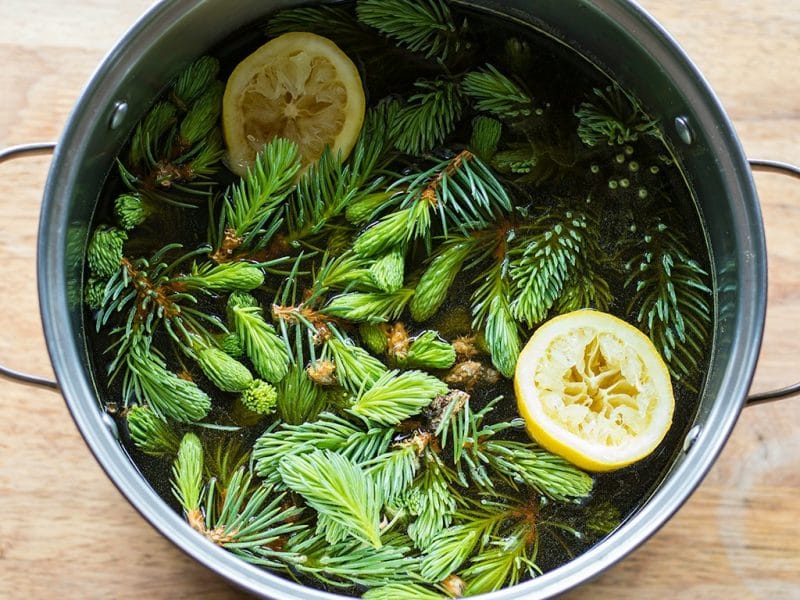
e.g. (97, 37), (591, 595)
(1, 1), (798, 598)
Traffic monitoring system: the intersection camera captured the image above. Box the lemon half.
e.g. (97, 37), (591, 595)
(515, 310), (674, 472)
(222, 32), (366, 176)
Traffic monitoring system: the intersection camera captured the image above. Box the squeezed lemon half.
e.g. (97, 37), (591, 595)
(515, 310), (674, 472)
(222, 32), (366, 176)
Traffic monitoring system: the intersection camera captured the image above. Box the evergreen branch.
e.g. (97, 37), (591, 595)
(201, 469), (306, 567)
(403, 452), (458, 548)
(324, 333), (389, 393)
(471, 259), (522, 378)
(479, 440), (593, 501)
(370, 247), (406, 293)
(321, 288), (415, 324)
(576, 85), (659, 147)
(128, 100), (178, 170)
(625, 220), (711, 381)
(356, 0), (464, 61)
(123, 338), (211, 423)
(275, 332), (327, 424)
(171, 433), (204, 515)
(216, 138), (300, 257)
(278, 449), (383, 548)
(461, 524), (540, 595)
(267, 5), (381, 56)
(190, 335), (254, 392)
(178, 81), (223, 147)
(290, 532), (417, 588)
(391, 79), (464, 156)
(87, 226), (127, 279)
(354, 152), (510, 258)
(228, 292), (290, 383)
(364, 439), (422, 506)
(509, 210), (605, 327)
(420, 501), (509, 582)
(348, 369), (448, 426)
(253, 412), (392, 483)
(171, 56), (220, 111)
(114, 193), (150, 230)
(126, 404), (181, 458)
(462, 64), (534, 119)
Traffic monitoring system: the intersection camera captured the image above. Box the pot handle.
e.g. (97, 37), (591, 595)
(746, 158), (800, 406)
(0, 142), (59, 391)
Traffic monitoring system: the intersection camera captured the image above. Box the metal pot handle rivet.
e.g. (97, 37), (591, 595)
(746, 159), (800, 406)
(0, 142), (59, 391)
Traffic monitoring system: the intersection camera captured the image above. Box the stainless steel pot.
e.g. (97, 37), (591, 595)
(1, 1), (798, 598)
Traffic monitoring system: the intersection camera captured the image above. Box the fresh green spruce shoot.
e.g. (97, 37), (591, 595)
(356, 0), (465, 61)
(192, 338), (254, 392)
(625, 221), (711, 381)
(172, 56), (220, 110)
(278, 449), (383, 548)
(576, 85), (659, 147)
(392, 330), (456, 370)
(470, 115), (503, 161)
(126, 405), (181, 458)
(348, 369), (448, 426)
(171, 433), (204, 515)
(462, 64), (535, 119)
(391, 79), (464, 156)
(228, 292), (290, 383)
(87, 225), (127, 278)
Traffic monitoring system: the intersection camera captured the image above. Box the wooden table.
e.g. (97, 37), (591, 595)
(1, 1), (798, 598)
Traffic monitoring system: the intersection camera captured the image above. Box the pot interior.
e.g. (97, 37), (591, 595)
(39, 1), (766, 598)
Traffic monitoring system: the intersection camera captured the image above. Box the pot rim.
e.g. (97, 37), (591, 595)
(37, 1), (767, 598)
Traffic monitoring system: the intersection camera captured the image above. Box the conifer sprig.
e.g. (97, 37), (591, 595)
(201, 468), (306, 567)
(576, 85), (659, 147)
(289, 531), (418, 588)
(348, 369), (448, 426)
(391, 79), (464, 156)
(122, 339), (212, 423)
(322, 288), (415, 324)
(278, 449), (384, 548)
(471, 259), (522, 378)
(508, 210), (606, 327)
(402, 452), (458, 548)
(253, 412), (393, 484)
(625, 220), (711, 381)
(356, 0), (465, 61)
(353, 152), (510, 257)
(213, 138), (300, 260)
(462, 64), (535, 119)
(227, 292), (290, 383)
(126, 404), (182, 458)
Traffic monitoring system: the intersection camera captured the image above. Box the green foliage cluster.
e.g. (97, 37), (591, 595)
(86, 1), (713, 596)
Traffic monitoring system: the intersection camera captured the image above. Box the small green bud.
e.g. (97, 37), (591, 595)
(179, 80), (224, 146)
(359, 322), (389, 355)
(114, 193), (148, 230)
(196, 344), (254, 392)
(127, 405), (181, 458)
(220, 332), (244, 358)
(172, 56), (221, 110)
(84, 276), (108, 310)
(240, 379), (278, 415)
(370, 248), (405, 293)
(87, 225), (127, 278)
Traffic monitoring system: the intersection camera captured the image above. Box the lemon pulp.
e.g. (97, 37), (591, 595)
(222, 32), (366, 176)
(515, 310), (674, 472)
